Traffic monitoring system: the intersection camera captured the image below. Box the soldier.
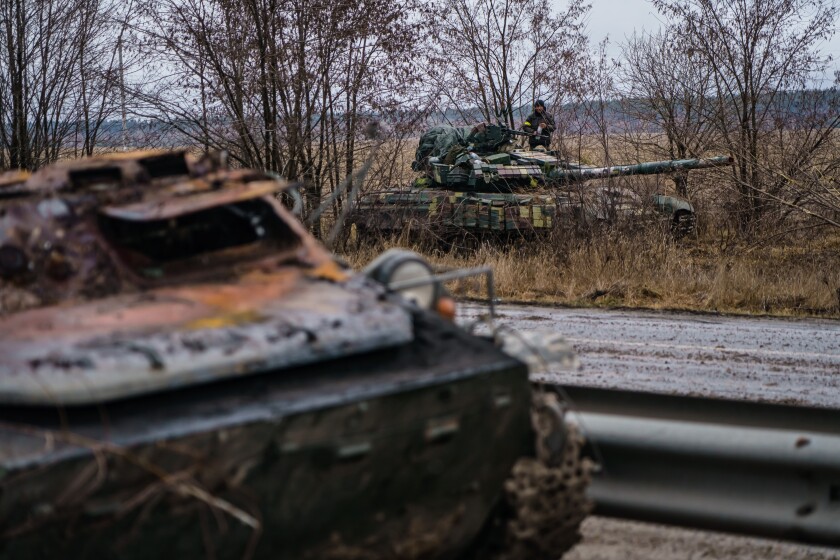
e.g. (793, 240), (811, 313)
(522, 100), (555, 150)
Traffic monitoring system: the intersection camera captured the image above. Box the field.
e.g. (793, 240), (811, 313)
(2, 137), (837, 319)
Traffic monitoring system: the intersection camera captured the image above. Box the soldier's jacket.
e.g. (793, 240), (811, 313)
(522, 112), (555, 146)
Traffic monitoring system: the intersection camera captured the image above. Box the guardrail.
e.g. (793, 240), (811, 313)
(555, 385), (840, 547)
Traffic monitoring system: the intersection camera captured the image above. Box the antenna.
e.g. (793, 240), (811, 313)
(118, 36), (127, 151)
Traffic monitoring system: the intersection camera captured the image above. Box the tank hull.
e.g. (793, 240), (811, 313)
(0, 311), (533, 559)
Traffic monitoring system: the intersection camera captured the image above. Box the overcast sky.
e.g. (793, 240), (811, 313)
(585, 0), (664, 53)
(579, 0), (840, 86)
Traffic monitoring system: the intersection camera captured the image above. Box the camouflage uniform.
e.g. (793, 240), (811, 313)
(522, 100), (555, 149)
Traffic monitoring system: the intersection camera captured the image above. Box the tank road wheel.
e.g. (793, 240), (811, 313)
(671, 210), (696, 238)
(460, 233), (482, 253)
(466, 391), (594, 560)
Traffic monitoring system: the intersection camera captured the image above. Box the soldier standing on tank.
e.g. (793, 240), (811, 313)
(522, 100), (555, 150)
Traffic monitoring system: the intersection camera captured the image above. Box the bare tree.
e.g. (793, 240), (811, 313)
(748, 88), (840, 231)
(72, 0), (134, 156)
(577, 40), (619, 165)
(620, 30), (718, 196)
(0, 0), (122, 170)
(136, 0), (424, 233)
(428, 0), (590, 127)
(652, 0), (840, 232)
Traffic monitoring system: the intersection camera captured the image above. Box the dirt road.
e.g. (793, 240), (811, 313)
(463, 303), (840, 559)
(566, 517), (840, 560)
(468, 304), (840, 407)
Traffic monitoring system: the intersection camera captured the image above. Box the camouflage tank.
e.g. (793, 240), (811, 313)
(350, 123), (733, 243)
(0, 151), (590, 559)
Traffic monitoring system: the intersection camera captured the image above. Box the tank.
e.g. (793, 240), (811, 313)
(0, 151), (590, 559)
(350, 123), (733, 243)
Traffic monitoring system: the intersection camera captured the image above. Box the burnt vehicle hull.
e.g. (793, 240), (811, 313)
(1, 312), (533, 559)
(0, 149), (592, 559)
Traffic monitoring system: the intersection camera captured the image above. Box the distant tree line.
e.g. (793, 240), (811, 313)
(1, 0), (838, 236)
(0, 0), (131, 169)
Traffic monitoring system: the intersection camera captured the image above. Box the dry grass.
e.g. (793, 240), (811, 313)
(340, 227), (840, 318)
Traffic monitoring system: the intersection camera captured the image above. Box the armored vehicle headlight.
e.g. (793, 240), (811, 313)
(364, 249), (439, 310)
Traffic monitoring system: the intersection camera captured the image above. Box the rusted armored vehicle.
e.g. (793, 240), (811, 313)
(350, 123), (732, 243)
(0, 151), (589, 559)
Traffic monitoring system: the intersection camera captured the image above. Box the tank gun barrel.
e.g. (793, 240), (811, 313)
(550, 155), (733, 183)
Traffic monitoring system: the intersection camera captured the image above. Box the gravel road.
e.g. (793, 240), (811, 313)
(463, 303), (840, 559)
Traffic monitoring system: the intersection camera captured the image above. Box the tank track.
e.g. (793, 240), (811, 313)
(467, 391), (594, 560)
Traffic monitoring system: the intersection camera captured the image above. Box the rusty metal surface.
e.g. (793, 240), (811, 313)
(0, 150), (413, 405)
(0, 150), (556, 560)
(0, 151), (310, 309)
(0, 170), (30, 192)
(101, 180), (282, 221)
(0, 310), (522, 469)
(0, 273), (412, 405)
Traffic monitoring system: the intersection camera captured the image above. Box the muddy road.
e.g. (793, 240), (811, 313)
(464, 303), (840, 559)
(465, 303), (840, 408)
(564, 517), (840, 560)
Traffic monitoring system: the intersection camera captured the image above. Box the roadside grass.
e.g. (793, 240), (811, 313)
(340, 226), (840, 318)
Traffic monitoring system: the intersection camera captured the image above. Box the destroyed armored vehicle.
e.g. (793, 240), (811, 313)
(0, 151), (590, 559)
(350, 123), (732, 243)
